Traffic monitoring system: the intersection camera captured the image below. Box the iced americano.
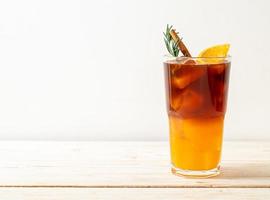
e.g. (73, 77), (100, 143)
(163, 25), (231, 177)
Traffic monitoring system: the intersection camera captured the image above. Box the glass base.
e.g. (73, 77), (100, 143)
(171, 165), (220, 178)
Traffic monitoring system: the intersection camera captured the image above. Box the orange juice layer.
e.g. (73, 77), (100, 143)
(169, 116), (224, 170)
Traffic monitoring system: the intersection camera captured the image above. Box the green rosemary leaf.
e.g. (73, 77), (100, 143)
(163, 24), (179, 57)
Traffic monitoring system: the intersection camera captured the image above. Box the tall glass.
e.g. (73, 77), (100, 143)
(164, 56), (231, 177)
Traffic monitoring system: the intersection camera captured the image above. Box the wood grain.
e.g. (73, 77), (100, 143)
(0, 141), (268, 188)
(0, 188), (268, 200)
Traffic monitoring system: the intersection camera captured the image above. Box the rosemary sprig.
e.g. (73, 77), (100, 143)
(163, 24), (180, 57)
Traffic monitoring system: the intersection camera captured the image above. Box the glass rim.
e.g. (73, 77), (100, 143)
(164, 55), (231, 59)
(164, 55), (231, 64)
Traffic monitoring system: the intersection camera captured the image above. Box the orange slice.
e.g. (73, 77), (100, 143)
(197, 44), (230, 63)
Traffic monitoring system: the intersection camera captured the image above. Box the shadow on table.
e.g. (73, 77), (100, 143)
(218, 163), (270, 179)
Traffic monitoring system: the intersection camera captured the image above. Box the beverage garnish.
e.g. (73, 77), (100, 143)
(163, 24), (230, 59)
(163, 24), (191, 57)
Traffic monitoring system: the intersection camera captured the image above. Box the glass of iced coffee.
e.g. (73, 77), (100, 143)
(163, 25), (231, 177)
(164, 57), (230, 177)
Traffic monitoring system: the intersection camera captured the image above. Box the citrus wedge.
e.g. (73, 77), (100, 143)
(197, 44), (230, 63)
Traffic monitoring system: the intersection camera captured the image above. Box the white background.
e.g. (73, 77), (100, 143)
(0, 0), (269, 140)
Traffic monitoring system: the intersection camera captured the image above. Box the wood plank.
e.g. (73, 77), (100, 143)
(0, 141), (269, 188)
(0, 188), (269, 200)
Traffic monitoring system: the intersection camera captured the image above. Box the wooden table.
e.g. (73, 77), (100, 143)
(0, 141), (269, 199)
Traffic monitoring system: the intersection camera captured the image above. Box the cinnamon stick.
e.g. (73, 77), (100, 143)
(170, 29), (192, 57)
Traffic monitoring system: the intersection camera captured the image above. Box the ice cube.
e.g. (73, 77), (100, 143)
(170, 89), (203, 114)
(207, 65), (229, 112)
(180, 89), (204, 113)
(183, 59), (197, 65)
(209, 81), (226, 112)
(208, 63), (226, 75)
(172, 67), (205, 89)
(170, 93), (183, 111)
(215, 83), (228, 112)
